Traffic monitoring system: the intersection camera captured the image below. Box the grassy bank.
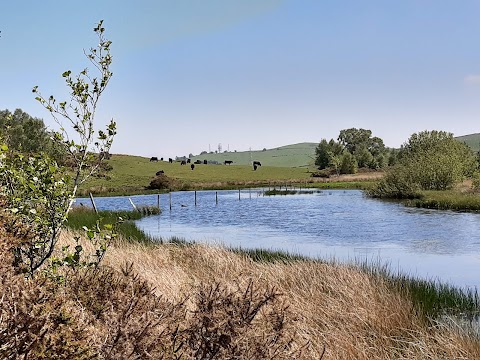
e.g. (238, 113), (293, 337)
(405, 190), (480, 212)
(97, 238), (480, 358)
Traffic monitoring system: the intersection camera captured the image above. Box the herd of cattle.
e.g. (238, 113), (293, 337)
(150, 157), (262, 174)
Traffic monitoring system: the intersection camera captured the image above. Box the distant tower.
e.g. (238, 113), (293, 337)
(218, 143), (222, 153)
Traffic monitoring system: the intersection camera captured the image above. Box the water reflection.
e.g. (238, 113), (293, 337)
(76, 190), (480, 289)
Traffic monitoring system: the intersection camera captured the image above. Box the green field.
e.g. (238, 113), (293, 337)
(190, 142), (318, 167)
(80, 153), (317, 195)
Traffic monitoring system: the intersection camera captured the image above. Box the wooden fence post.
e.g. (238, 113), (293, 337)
(89, 193), (98, 214)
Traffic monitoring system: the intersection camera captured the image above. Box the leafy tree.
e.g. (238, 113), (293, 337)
(354, 144), (373, 168)
(0, 109), (49, 153)
(315, 128), (386, 173)
(33, 20), (116, 200)
(315, 139), (343, 169)
(339, 151), (358, 174)
(1, 20), (116, 277)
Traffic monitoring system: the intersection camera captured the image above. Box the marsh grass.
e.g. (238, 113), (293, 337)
(359, 261), (480, 321)
(67, 207), (160, 244)
(232, 247), (311, 263)
(406, 190), (480, 211)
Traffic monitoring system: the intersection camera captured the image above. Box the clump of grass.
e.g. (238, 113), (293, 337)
(405, 190), (480, 212)
(360, 261), (480, 321)
(264, 189), (298, 196)
(232, 247), (311, 263)
(67, 207), (159, 244)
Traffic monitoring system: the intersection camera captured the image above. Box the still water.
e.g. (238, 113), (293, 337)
(76, 190), (480, 289)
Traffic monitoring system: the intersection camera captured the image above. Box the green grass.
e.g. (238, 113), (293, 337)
(66, 207), (160, 244)
(79, 154), (317, 195)
(362, 262), (480, 321)
(405, 190), (480, 212)
(232, 247), (312, 263)
(190, 142), (318, 167)
(264, 189), (299, 196)
(455, 133), (480, 152)
(306, 181), (376, 190)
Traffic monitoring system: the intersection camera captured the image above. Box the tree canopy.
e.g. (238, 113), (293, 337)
(315, 128), (388, 174)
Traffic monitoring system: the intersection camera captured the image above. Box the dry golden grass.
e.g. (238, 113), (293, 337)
(3, 226), (478, 359)
(73, 234), (478, 359)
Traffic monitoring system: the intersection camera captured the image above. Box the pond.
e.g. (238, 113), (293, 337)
(76, 190), (480, 290)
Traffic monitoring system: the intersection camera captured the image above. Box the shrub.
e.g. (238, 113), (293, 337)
(147, 174), (173, 190)
(367, 166), (421, 199)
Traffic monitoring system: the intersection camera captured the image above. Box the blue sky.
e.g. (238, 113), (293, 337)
(2, 0), (480, 158)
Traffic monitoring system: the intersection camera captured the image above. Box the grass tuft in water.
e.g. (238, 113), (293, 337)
(67, 207), (159, 244)
(360, 261), (480, 321)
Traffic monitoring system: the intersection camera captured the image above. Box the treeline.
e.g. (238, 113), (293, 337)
(316, 128), (480, 199)
(0, 108), (65, 163)
(315, 128), (393, 174)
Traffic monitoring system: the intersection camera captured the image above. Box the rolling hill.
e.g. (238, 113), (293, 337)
(190, 142), (318, 168)
(455, 133), (480, 152)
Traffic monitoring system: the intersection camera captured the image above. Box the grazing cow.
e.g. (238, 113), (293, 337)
(169, 158), (173, 163)
(253, 161), (262, 166)
(224, 160), (233, 165)
(181, 160), (186, 165)
(204, 160), (208, 164)
(156, 170), (165, 176)
(194, 160), (202, 164)
(253, 164), (258, 171)
(191, 164), (195, 170)
(187, 158), (191, 164)
(150, 157), (158, 162)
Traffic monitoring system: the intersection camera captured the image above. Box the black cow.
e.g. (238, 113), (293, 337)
(169, 158), (173, 163)
(204, 159), (208, 164)
(224, 160), (233, 165)
(191, 164), (195, 170)
(156, 170), (165, 176)
(160, 157), (164, 161)
(253, 161), (262, 166)
(253, 164), (258, 171)
(187, 158), (191, 164)
(181, 160), (186, 165)
(194, 160), (202, 164)
(150, 157), (158, 162)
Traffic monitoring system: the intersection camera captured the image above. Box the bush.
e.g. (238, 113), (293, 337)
(147, 174), (173, 190)
(367, 166), (421, 199)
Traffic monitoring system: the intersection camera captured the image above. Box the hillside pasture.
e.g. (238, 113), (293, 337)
(80, 154), (314, 195)
(190, 142), (318, 167)
(455, 133), (480, 152)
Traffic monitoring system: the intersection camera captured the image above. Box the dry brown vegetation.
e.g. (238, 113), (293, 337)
(1, 212), (479, 358)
